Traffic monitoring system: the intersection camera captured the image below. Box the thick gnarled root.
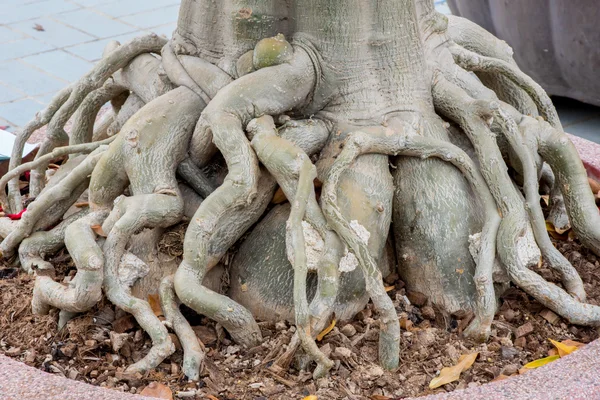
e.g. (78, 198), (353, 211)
(249, 115), (338, 378)
(102, 194), (183, 373)
(1, 144), (111, 259)
(160, 275), (204, 381)
(32, 210), (108, 323)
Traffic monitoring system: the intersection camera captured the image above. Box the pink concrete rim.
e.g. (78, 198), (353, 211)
(1, 135), (599, 400)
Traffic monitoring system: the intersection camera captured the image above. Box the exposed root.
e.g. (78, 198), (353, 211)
(102, 194), (182, 373)
(1, 144), (111, 259)
(23, 34), (167, 199)
(449, 44), (561, 129)
(32, 210), (108, 318)
(249, 115), (337, 378)
(160, 274), (204, 381)
(19, 209), (89, 274)
(321, 122), (500, 363)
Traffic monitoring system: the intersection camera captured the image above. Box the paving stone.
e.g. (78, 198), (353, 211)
(120, 5), (180, 29)
(0, 83), (26, 103)
(22, 50), (92, 82)
(0, 99), (44, 126)
(0, 26), (27, 44)
(64, 32), (141, 62)
(0, 38), (54, 62)
(10, 17), (95, 48)
(0, 60), (65, 96)
(94, 0), (180, 18)
(53, 8), (138, 38)
(0, 0), (80, 24)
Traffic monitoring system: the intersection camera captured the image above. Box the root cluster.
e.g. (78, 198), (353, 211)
(1, 2), (600, 382)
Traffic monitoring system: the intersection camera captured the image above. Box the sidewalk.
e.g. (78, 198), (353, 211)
(0, 0), (180, 131)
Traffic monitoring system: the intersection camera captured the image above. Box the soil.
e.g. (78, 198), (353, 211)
(1, 220), (600, 400)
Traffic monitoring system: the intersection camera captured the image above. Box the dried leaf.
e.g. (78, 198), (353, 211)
(492, 374), (510, 382)
(316, 318), (336, 341)
(549, 339), (578, 357)
(204, 396), (219, 400)
(140, 382), (173, 399)
(540, 195), (550, 206)
(384, 285), (395, 292)
(399, 317), (413, 331)
(522, 354), (560, 370)
(370, 396), (392, 400)
(429, 352), (478, 389)
(545, 221), (569, 240)
(272, 187), (287, 204)
(74, 202), (89, 208)
(33, 23), (45, 31)
(548, 348), (558, 357)
(562, 339), (586, 348)
(91, 224), (106, 237)
(148, 294), (164, 318)
(589, 177), (600, 194)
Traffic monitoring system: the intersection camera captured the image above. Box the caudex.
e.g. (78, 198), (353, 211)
(1, 0), (599, 381)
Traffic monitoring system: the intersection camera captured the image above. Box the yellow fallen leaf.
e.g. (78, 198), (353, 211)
(140, 382), (173, 399)
(384, 285), (395, 292)
(549, 339), (579, 357)
(91, 224), (107, 237)
(316, 318), (336, 341)
(429, 352), (478, 389)
(562, 339), (586, 348)
(522, 354), (560, 370)
(540, 195), (550, 206)
(492, 374), (510, 382)
(545, 221), (569, 240)
(148, 294), (164, 318)
(272, 187), (287, 204)
(302, 396), (318, 400)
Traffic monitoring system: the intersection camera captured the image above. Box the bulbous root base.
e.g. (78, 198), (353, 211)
(1, 4), (600, 383)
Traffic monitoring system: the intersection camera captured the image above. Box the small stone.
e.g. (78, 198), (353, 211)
(500, 308), (518, 322)
(171, 362), (179, 376)
(5, 347), (21, 357)
(68, 369), (79, 380)
(366, 365), (384, 380)
(421, 306), (436, 320)
(110, 331), (129, 352)
(248, 382), (264, 389)
(499, 337), (513, 347)
(414, 328), (437, 347)
(467, 382), (480, 388)
(445, 344), (460, 362)
(487, 342), (501, 352)
(60, 343), (77, 358)
(25, 350), (36, 363)
(540, 309), (560, 325)
(340, 324), (357, 337)
(333, 346), (353, 359)
(515, 322), (534, 338)
(406, 291), (428, 306)
(501, 346), (519, 360)
(502, 364), (519, 375)
(514, 337), (526, 349)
